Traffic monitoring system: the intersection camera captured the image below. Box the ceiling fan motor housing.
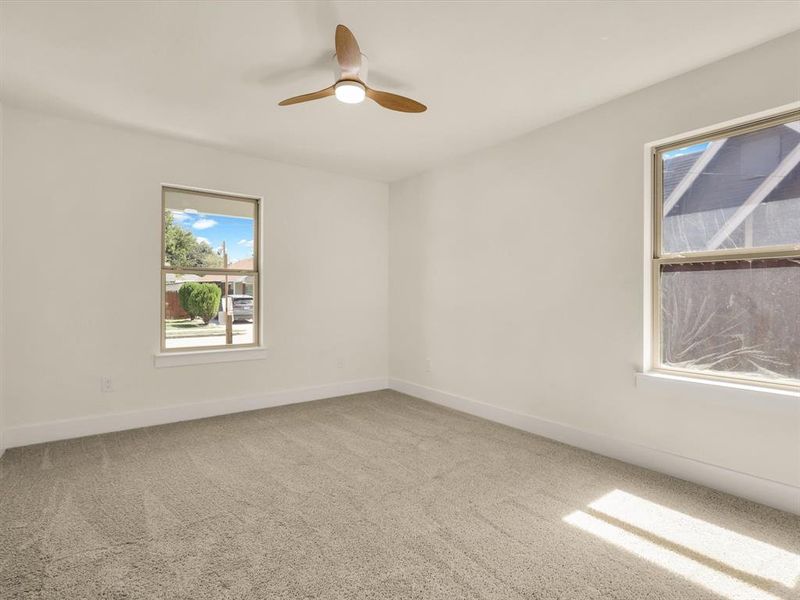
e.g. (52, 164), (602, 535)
(332, 53), (368, 83)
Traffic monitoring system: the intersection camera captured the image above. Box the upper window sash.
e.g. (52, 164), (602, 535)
(162, 186), (259, 271)
(653, 110), (800, 261)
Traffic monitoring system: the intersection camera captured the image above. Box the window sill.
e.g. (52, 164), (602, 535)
(154, 347), (268, 368)
(635, 371), (799, 399)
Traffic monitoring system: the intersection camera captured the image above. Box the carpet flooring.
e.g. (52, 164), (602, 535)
(1, 390), (798, 599)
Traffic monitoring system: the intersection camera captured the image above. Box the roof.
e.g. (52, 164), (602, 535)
(664, 123), (800, 217)
(197, 257), (254, 283)
(227, 258), (254, 270)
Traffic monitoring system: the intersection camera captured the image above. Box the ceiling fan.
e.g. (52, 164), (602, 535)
(278, 25), (427, 113)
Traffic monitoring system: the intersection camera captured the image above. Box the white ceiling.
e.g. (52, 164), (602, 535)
(2, 1), (798, 182)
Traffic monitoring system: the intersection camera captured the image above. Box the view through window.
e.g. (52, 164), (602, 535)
(653, 111), (800, 388)
(162, 187), (259, 351)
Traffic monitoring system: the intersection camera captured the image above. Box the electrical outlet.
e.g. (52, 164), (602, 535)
(425, 358), (432, 373)
(101, 376), (113, 393)
(336, 358), (344, 369)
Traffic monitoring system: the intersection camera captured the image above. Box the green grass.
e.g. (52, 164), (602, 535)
(165, 318), (245, 339)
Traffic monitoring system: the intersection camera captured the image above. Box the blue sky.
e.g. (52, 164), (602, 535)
(663, 141), (710, 160)
(170, 209), (254, 263)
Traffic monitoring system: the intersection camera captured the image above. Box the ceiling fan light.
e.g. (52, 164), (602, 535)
(334, 81), (366, 104)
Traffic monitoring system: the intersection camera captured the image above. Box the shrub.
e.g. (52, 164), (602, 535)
(178, 282), (200, 319)
(188, 283), (222, 325)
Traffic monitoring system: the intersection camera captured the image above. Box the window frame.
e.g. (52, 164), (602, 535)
(160, 184), (262, 354)
(650, 108), (800, 391)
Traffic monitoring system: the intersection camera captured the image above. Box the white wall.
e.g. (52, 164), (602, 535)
(2, 107), (388, 433)
(0, 102), (5, 454)
(1, 32), (797, 512)
(389, 33), (800, 490)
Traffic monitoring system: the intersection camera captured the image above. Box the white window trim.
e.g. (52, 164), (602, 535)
(157, 183), (265, 364)
(154, 347), (269, 368)
(635, 371), (798, 399)
(641, 102), (800, 397)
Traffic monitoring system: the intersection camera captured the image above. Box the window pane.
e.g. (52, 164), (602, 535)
(164, 188), (256, 269)
(164, 272), (257, 350)
(660, 259), (799, 384)
(661, 120), (800, 254)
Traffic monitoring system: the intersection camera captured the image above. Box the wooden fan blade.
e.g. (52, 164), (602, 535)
(335, 24), (362, 77)
(278, 85), (335, 106)
(365, 88), (427, 113)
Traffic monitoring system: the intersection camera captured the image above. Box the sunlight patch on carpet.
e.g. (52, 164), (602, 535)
(564, 489), (800, 600)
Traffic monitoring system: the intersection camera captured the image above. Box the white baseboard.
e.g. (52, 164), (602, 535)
(3, 378), (388, 449)
(388, 378), (800, 515)
(5, 376), (796, 514)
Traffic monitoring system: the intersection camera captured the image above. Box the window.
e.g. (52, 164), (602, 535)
(651, 110), (800, 390)
(161, 186), (259, 352)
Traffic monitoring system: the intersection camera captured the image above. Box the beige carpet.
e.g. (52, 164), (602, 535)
(1, 390), (798, 600)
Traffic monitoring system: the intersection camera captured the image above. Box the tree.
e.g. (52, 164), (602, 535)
(164, 211), (223, 268)
(178, 282), (200, 319)
(187, 283), (222, 325)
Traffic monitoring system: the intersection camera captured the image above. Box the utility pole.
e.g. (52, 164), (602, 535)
(222, 241), (233, 345)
